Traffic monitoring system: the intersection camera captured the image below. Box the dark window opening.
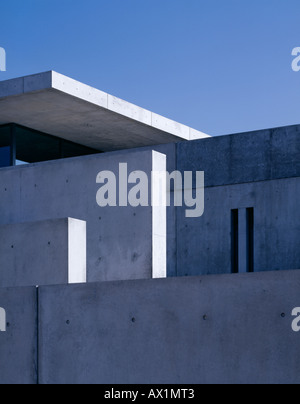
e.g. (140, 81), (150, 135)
(0, 146), (11, 168)
(0, 123), (101, 168)
(246, 208), (254, 273)
(231, 209), (239, 274)
(231, 207), (255, 274)
(0, 124), (12, 167)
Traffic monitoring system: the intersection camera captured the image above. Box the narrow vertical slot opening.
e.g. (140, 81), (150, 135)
(247, 208), (254, 273)
(231, 209), (239, 274)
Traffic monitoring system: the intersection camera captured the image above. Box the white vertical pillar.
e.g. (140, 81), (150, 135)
(152, 151), (167, 279)
(0, 47), (6, 72)
(68, 218), (87, 284)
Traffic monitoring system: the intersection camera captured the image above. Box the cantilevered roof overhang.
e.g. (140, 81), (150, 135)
(0, 71), (210, 152)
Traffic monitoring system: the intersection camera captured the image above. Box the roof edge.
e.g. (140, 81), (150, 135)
(0, 71), (211, 140)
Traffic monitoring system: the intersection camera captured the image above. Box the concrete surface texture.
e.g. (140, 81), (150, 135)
(175, 177), (300, 276)
(0, 124), (299, 281)
(170, 125), (300, 277)
(0, 218), (86, 287)
(0, 71), (299, 384)
(1, 271), (299, 384)
(176, 125), (300, 187)
(0, 286), (37, 384)
(0, 149), (167, 283)
(0, 71), (210, 152)
(35, 270), (300, 384)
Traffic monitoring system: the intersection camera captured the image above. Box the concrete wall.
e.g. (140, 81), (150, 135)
(37, 271), (300, 384)
(173, 126), (300, 276)
(176, 177), (300, 276)
(0, 218), (86, 288)
(0, 124), (298, 282)
(0, 286), (37, 384)
(177, 125), (300, 187)
(0, 149), (167, 283)
(0, 270), (299, 384)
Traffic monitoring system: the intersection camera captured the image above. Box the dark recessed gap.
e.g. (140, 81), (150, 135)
(231, 209), (239, 274)
(246, 208), (254, 273)
(0, 123), (102, 168)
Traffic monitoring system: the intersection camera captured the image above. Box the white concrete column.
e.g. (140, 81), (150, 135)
(68, 218), (87, 284)
(152, 151), (167, 279)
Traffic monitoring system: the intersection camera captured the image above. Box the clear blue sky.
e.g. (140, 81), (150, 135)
(1, 0), (300, 136)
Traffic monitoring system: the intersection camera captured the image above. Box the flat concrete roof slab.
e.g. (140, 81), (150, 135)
(0, 71), (210, 151)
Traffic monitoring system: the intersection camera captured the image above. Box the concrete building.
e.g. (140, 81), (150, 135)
(0, 72), (299, 384)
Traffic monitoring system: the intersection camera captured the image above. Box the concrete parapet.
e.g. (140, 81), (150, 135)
(0, 218), (86, 287)
(0, 286), (37, 384)
(38, 270), (300, 384)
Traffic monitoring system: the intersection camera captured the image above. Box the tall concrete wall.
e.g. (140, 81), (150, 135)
(0, 218), (86, 287)
(34, 270), (300, 384)
(177, 125), (300, 187)
(176, 177), (300, 276)
(173, 126), (300, 277)
(0, 149), (167, 283)
(0, 125), (298, 281)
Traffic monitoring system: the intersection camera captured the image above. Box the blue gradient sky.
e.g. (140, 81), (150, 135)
(1, 0), (300, 136)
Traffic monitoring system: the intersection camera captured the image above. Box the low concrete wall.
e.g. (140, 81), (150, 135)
(38, 270), (300, 384)
(0, 286), (37, 384)
(0, 218), (86, 287)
